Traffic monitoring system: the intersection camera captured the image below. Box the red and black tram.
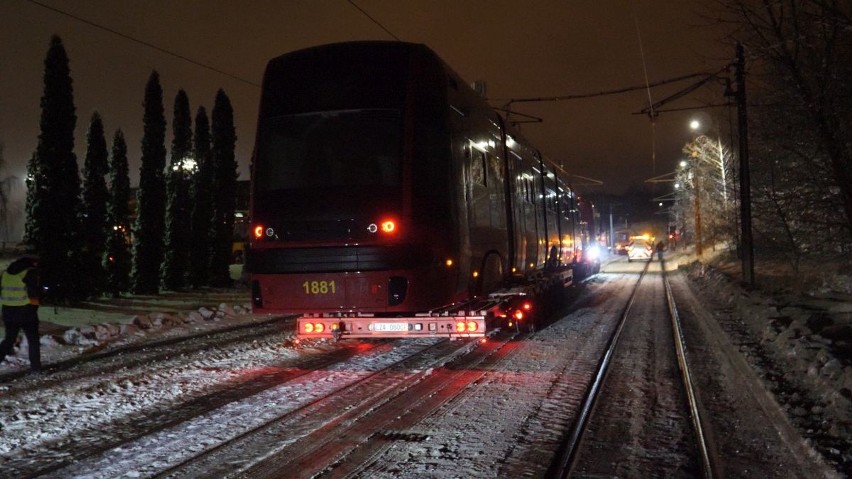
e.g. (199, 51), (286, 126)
(247, 41), (583, 334)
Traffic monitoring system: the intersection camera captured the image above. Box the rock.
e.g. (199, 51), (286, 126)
(62, 328), (99, 346)
(218, 303), (236, 317)
(133, 315), (153, 330)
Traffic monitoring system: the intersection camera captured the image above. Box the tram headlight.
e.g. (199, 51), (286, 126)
(586, 245), (601, 261)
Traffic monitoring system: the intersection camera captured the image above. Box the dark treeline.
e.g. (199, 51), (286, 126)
(25, 35), (239, 304)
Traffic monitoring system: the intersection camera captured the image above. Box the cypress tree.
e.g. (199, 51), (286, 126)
(104, 130), (132, 297)
(23, 151), (40, 249)
(209, 89), (238, 287)
(189, 106), (214, 287)
(30, 35), (83, 303)
(131, 70), (167, 295)
(81, 111), (110, 296)
(161, 90), (193, 290)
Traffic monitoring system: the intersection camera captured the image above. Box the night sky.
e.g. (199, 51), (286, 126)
(0, 1), (732, 235)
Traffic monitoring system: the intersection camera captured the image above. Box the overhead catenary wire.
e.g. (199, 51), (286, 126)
(631, 0), (657, 175)
(494, 71), (714, 105)
(30, 0), (404, 85)
(26, 0), (261, 88)
(348, 0), (401, 41)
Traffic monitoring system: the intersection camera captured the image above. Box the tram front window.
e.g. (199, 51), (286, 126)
(256, 108), (402, 195)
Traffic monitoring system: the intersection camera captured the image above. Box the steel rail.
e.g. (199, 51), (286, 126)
(152, 332), (518, 478)
(548, 258), (717, 478)
(0, 313), (295, 383)
(663, 265), (716, 478)
(546, 260), (651, 478)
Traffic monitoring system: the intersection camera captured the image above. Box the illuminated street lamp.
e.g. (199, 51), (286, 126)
(690, 119), (701, 131)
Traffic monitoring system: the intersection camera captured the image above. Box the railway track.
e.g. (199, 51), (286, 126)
(30, 333), (499, 478)
(153, 331), (524, 478)
(1, 316), (383, 478)
(547, 258), (717, 478)
(0, 313), (290, 384)
(8, 259), (827, 477)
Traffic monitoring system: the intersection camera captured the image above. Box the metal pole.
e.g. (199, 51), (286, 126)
(694, 172), (702, 257)
(736, 43), (755, 286)
(609, 204), (614, 253)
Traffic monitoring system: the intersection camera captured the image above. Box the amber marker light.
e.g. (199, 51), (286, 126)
(315, 323), (325, 333)
(513, 309), (524, 321)
(253, 225), (264, 239)
(304, 323), (315, 333)
(466, 321), (478, 332)
(455, 321), (466, 332)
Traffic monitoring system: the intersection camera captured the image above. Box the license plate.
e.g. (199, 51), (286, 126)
(371, 322), (409, 332)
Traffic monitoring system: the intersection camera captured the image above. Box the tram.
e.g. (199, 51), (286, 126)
(247, 41), (583, 325)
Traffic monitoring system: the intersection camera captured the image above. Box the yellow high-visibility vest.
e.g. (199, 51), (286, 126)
(1, 269), (33, 306)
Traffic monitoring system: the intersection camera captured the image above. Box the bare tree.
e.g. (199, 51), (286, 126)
(721, 0), (852, 242)
(675, 133), (737, 254)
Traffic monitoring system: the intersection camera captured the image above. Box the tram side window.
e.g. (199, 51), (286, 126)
(470, 149), (489, 228)
(487, 152), (506, 229)
(471, 149), (486, 186)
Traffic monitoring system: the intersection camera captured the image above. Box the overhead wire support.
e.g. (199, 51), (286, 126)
(636, 65), (734, 119)
(496, 71), (715, 107)
(495, 71), (718, 127)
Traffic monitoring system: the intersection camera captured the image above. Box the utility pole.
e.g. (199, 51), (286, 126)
(735, 43), (755, 286)
(694, 172), (702, 257)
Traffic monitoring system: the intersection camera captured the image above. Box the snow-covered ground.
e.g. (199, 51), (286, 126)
(0, 248), (849, 476)
(683, 252), (852, 473)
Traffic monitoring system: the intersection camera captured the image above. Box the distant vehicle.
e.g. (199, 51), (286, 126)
(613, 230), (630, 255)
(626, 236), (654, 262)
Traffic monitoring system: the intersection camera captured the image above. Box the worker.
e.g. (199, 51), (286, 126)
(0, 256), (42, 371)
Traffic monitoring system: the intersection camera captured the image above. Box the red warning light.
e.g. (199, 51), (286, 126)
(381, 220), (396, 234)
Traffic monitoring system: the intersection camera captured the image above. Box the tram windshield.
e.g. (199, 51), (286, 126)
(256, 108), (402, 193)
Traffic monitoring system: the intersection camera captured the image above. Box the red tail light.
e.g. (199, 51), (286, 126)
(381, 220), (396, 234)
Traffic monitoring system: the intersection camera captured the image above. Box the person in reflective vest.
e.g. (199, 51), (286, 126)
(0, 256), (41, 371)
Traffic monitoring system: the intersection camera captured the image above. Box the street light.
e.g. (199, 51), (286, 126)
(690, 119), (701, 131)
